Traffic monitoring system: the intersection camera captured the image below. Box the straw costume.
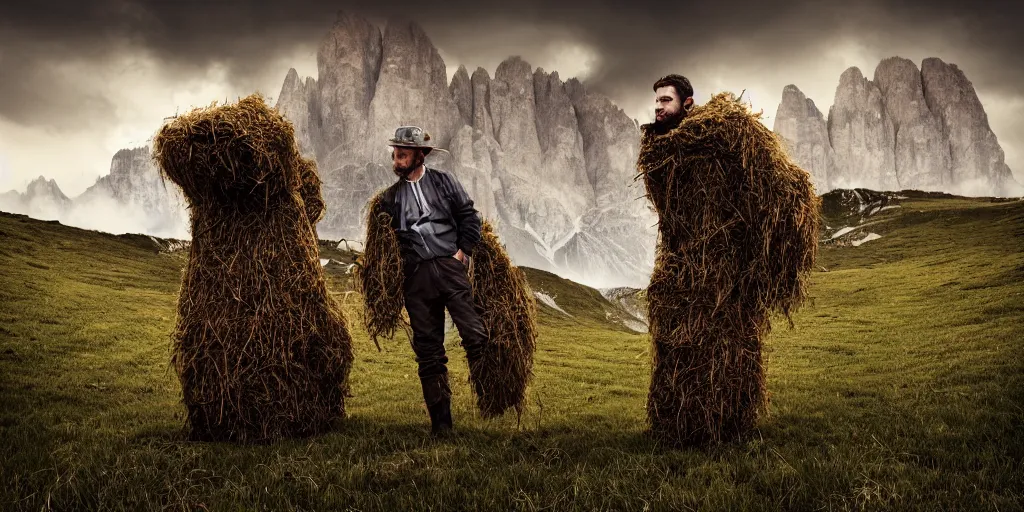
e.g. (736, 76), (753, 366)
(637, 90), (821, 447)
(356, 126), (537, 435)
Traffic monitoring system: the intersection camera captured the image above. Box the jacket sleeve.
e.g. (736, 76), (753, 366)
(446, 174), (482, 256)
(379, 186), (398, 229)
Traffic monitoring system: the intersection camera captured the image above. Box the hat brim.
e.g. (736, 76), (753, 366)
(388, 143), (433, 155)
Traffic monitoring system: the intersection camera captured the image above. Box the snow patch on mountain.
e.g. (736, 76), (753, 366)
(534, 291), (572, 317)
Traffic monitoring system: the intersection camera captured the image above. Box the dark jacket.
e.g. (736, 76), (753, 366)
(379, 167), (482, 273)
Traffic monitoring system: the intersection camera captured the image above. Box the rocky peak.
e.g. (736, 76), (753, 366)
(776, 85), (820, 118)
(486, 56), (572, 248)
(921, 57), (1017, 195)
(110, 147), (151, 174)
(25, 176), (69, 202)
(563, 77), (585, 104)
(773, 84), (833, 190)
(316, 10), (382, 167)
(778, 56), (1018, 196)
(559, 77), (656, 287)
(532, 69), (573, 153)
(366, 19), (461, 167)
(490, 56), (541, 156)
(532, 67), (590, 204)
(827, 66), (899, 190)
(470, 67), (495, 139)
(82, 144), (187, 232)
(873, 56), (951, 189)
(873, 57), (924, 133)
(276, 68), (319, 159)
(378, 19), (445, 82)
(450, 65), (473, 127)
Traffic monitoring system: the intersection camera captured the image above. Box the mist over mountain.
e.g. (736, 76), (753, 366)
(0, 149), (188, 239)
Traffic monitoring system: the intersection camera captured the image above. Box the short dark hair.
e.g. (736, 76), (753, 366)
(653, 74), (693, 100)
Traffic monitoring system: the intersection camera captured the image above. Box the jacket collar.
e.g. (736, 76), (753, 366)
(401, 165), (431, 183)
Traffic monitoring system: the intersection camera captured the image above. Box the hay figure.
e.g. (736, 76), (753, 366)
(153, 94), (355, 443)
(356, 194), (537, 419)
(637, 92), (821, 447)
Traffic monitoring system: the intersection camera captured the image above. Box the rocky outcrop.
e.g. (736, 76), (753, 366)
(449, 65), (473, 128)
(84, 148), (179, 216)
(366, 19), (461, 169)
(827, 67), (899, 190)
(487, 57), (581, 258)
(75, 147), (188, 237)
(276, 69), (320, 159)
(25, 176), (71, 206)
(773, 84), (834, 191)
(315, 11), (382, 170)
(921, 57), (1018, 196)
(447, 125), (498, 222)
(776, 57), (1019, 196)
(533, 69), (590, 198)
(0, 176), (72, 221)
(873, 57), (951, 189)
(470, 67), (496, 139)
(562, 78), (657, 285)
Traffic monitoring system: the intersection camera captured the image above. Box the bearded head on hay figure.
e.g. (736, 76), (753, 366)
(636, 75), (821, 447)
(356, 126), (538, 437)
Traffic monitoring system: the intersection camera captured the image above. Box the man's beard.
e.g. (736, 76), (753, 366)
(392, 152), (425, 178)
(652, 110), (685, 134)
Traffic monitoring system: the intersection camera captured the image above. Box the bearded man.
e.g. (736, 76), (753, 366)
(652, 74), (695, 134)
(644, 74), (696, 214)
(375, 126), (488, 436)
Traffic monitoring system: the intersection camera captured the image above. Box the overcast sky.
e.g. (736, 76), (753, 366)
(2, 0), (1021, 196)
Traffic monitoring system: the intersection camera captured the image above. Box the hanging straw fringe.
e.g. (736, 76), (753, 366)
(466, 221), (538, 418)
(354, 194), (408, 350)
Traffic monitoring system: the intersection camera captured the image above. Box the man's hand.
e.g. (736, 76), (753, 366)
(453, 249), (466, 263)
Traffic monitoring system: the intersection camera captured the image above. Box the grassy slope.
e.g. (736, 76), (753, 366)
(0, 195), (1022, 511)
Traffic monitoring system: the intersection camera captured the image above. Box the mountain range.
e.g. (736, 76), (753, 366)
(0, 11), (1018, 288)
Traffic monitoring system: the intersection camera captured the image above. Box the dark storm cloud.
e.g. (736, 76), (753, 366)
(0, 39), (117, 128)
(1, 0), (1022, 126)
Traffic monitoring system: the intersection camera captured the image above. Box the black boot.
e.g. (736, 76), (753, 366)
(421, 373), (453, 437)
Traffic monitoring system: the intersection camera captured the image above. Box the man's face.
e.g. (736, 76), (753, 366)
(654, 85), (691, 131)
(391, 147), (425, 177)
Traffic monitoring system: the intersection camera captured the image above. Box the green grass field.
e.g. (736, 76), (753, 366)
(1, 193), (1022, 511)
